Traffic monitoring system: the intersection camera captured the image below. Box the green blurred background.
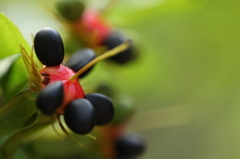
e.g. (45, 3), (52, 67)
(1, 0), (240, 158)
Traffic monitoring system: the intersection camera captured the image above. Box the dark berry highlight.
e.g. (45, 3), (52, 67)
(103, 32), (137, 64)
(36, 81), (64, 115)
(85, 93), (114, 125)
(64, 98), (95, 134)
(66, 48), (96, 78)
(115, 134), (146, 158)
(34, 27), (64, 66)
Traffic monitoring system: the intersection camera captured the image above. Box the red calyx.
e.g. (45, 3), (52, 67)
(40, 64), (85, 115)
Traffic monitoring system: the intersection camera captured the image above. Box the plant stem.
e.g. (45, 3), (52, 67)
(69, 40), (131, 80)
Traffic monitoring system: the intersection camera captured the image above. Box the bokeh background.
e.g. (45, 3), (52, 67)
(1, 0), (240, 158)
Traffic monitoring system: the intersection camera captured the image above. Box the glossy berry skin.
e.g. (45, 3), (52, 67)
(115, 134), (146, 158)
(64, 98), (96, 134)
(85, 93), (114, 126)
(66, 48), (96, 78)
(103, 32), (137, 64)
(36, 82), (64, 115)
(56, 0), (84, 22)
(34, 27), (64, 66)
(40, 64), (85, 115)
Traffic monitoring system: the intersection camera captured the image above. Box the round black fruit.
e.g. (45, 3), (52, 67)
(103, 32), (137, 64)
(64, 98), (95, 134)
(115, 134), (146, 158)
(66, 48), (96, 78)
(85, 93), (114, 126)
(34, 27), (64, 66)
(36, 81), (64, 115)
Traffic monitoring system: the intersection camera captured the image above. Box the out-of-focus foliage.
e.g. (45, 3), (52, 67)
(1, 113), (52, 159)
(0, 13), (30, 105)
(0, 90), (37, 137)
(1, 0), (240, 158)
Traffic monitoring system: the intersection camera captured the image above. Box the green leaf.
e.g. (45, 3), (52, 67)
(0, 13), (30, 58)
(0, 54), (22, 106)
(0, 54), (20, 81)
(0, 113), (52, 159)
(0, 13), (30, 97)
(0, 90), (38, 137)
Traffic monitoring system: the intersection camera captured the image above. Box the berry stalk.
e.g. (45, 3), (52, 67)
(69, 40), (131, 80)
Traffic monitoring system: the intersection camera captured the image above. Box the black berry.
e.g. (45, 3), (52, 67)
(103, 32), (137, 64)
(115, 134), (146, 158)
(66, 48), (96, 78)
(85, 93), (114, 126)
(34, 27), (64, 66)
(36, 82), (64, 115)
(56, 0), (84, 21)
(64, 98), (95, 134)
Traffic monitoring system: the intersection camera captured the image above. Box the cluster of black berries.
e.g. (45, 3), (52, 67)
(36, 1), (146, 158)
(34, 27), (114, 134)
(55, 0), (138, 65)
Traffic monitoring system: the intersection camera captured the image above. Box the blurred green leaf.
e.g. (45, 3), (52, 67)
(1, 113), (52, 159)
(0, 90), (38, 137)
(107, 0), (207, 26)
(111, 96), (136, 125)
(0, 54), (20, 81)
(0, 13), (30, 97)
(0, 13), (30, 58)
(24, 128), (101, 159)
(0, 54), (22, 103)
(0, 54), (23, 107)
